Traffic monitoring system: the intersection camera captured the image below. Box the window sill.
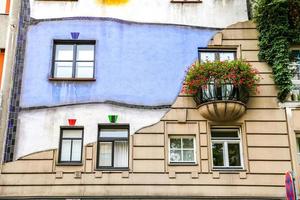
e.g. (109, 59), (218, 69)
(49, 77), (96, 82)
(212, 168), (245, 172)
(170, 0), (202, 3)
(280, 101), (300, 108)
(95, 168), (129, 171)
(169, 162), (197, 166)
(56, 162), (83, 166)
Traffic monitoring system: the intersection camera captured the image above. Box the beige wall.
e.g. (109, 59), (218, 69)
(0, 21), (293, 199)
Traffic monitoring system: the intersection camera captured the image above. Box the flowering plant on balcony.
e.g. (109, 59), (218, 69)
(182, 60), (260, 104)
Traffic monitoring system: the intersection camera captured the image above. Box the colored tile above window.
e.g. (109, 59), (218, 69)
(50, 40), (96, 81)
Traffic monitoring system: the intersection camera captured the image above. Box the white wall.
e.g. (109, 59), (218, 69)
(30, 0), (248, 28)
(16, 103), (168, 159)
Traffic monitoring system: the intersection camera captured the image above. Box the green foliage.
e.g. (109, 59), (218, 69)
(254, 0), (300, 101)
(183, 60), (260, 95)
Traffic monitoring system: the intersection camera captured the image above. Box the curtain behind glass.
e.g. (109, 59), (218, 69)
(114, 141), (128, 167)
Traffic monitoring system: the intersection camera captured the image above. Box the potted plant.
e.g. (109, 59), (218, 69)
(182, 60), (260, 105)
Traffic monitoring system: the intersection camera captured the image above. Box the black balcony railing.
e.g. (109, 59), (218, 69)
(194, 82), (249, 105)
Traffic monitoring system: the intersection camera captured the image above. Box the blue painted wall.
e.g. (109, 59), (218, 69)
(21, 19), (216, 107)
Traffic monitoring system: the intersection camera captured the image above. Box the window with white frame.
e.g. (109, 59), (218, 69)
(58, 128), (83, 164)
(97, 124), (129, 169)
(198, 48), (236, 63)
(169, 136), (196, 163)
(52, 40), (95, 79)
(290, 49), (300, 101)
(0, 0), (9, 14)
(296, 135), (300, 164)
(211, 128), (243, 169)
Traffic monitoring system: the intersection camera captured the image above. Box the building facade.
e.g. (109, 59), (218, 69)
(0, 0), (299, 199)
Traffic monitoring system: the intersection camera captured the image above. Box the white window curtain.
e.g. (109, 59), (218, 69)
(114, 141), (128, 167)
(99, 142), (112, 166)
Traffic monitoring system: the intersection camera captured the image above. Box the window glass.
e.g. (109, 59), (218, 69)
(297, 137), (300, 152)
(170, 138), (181, 149)
(219, 52), (235, 61)
(211, 129), (239, 138)
(55, 45), (74, 61)
(228, 143), (241, 166)
(170, 150), (182, 162)
(212, 143), (224, 166)
(71, 140), (82, 161)
(76, 45), (94, 61)
(100, 129), (128, 138)
(200, 52), (215, 63)
(183, 150), (194, 162)
(296, 137), (300, 164)
(54, 62), (73, 78)
(60, 140), (72, 162)
(182, 138), (194, 148)
(99, 142), (112, 167)
(76, 62), (94, 78)
(114, 141), (128, 168)
(62, 129), (82, 138)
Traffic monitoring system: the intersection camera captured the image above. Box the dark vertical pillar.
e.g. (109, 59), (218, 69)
(4, 0), (30, 162)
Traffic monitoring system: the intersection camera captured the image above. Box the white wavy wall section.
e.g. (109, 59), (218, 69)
(16, 104), (168, 159)
(30, 0), (248, 28)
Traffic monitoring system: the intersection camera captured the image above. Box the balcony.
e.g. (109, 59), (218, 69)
(183, 57), (260, 122)
(194, 82), (249, 121)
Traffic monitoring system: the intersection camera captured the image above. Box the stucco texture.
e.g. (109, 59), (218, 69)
(21, 19), (216, 108)
(16, 103), (168, 159)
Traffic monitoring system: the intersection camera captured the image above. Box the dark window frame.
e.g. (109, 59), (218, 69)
(58, 126), (84, 165)
(198, 48), (237, 63)
(51, 40), (96, 81)
(96, 124), (130, 171)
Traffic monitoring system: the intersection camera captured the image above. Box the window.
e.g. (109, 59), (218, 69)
(58, 128), (83, 164)
(169, 136), (196, 163)
(296, 135), (300, 164)
(211, 128), (243, 169)
(0, 0), (10, 14)
(197, 48), (237, 101)
(97, 124), (129, 169)
(290, 49), (300, 101)
(0, 49), (4, 88)
(52, 40), (95, 79)
(198, 48), (236, 63)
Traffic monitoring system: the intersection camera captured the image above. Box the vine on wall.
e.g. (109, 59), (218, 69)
(254, 0), (300, 101)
